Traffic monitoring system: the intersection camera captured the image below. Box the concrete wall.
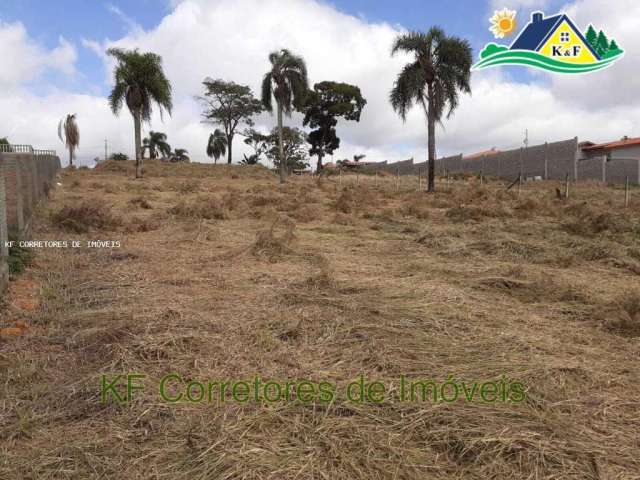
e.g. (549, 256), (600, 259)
(577, 156), (606, 182)
(605, 158), (640, 185)
(0, 149), (60, 294)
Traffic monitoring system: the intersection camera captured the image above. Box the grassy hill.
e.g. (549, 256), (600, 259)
(1, 161), (639, 478)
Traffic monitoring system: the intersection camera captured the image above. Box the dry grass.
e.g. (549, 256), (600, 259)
(1, 162), (640, 479)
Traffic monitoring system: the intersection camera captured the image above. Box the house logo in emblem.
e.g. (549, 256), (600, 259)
(473, 11), (624, 74)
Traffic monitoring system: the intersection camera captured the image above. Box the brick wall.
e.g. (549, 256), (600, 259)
(0, 150), (60, 294)
(0, 175), (8, 294)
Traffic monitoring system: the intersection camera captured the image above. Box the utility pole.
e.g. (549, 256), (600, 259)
(524, 129), (529, 149)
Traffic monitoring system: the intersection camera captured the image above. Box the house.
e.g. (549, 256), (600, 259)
(463, 148), (501, 161)
(511, 12), (599, 63)
(579, 136), (640, 160)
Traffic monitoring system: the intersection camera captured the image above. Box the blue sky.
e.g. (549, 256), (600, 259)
(0, 0), (565, 96)
(0, 0), (636, 165)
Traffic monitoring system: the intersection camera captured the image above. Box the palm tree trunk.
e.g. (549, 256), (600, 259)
(317, 153), (324, 172)
(227, 134), (233, 164)
(277, 103), (286, 184)
(69, 147), (73, 167)
(427, 85), (436, 193)
(134, 112), (143, 178)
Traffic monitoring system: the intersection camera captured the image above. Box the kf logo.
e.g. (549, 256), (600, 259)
(552, 45), (581, 56)
(100, 374), (145, 403)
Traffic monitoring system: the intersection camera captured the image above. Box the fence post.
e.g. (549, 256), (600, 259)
(418, 167), (421, 191)
(517, 173), (522, 197)
(446, 169), (450, 192)
(356, 170), (359, 186)
(479, 170), (484, 186)
(564, 173), (570, 199)
(544, 142), (548, 180)
(374, 171), (378, 188)
(339, 168), (342, 186)
(625, 176), (630, 208)
(396, 167), (399, 191)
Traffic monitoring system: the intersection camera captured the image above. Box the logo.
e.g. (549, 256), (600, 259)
(473, 10), (624, 74)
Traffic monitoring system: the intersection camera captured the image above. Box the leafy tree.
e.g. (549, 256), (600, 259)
(171, 149), (189, 163)
(200, 79), (262, 165)
(142, 131), (171, 159)
(390, 27), (472, 192)
(585, 25), (598, 49)
(206, 129), (227, 164)
(596, 30), (609, 57)
(241, 128), (270, 165)
(261, 49), (309, 183)
(353, 154), (366, 162)
(107, 48), (173, 178)
(299, 81), (367, 171)
(110, 152), (129, 161)
(265, 127), (309, 171)
(0, 137), (11, 152)
(58, 114), (80, 167)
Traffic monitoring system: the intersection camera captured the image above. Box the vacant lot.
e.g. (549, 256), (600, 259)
(1, 160), (639, 479)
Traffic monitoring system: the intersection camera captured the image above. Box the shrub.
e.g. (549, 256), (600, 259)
(7, 237), (33, 274)
(168, 195), (228, 220)
(52, 203), (122, 233)
(129, 196), (152, 209)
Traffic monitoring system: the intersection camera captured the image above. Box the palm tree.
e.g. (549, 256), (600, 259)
(142, 131), (171, 159)
(390, 27), (472, 192)
(206, 129), (227, 164)
(261, 49), (308, 183)
(107, 48), (173, 178)
(57, 114), (80, 167)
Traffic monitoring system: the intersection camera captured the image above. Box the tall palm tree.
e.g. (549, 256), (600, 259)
(261, 49), (308, 183)
(107, 48), (173, 178)
(206, 129), (227, 164)
(390, 27), (472, 192)
(143, 131), (171, 159)
(57, 114), (80, 167)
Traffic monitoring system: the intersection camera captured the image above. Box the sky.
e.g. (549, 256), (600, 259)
(0, 0), (638, 166)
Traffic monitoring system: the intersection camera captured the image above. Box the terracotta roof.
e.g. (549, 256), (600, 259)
(463, 148), (501, 160)
(582, 136), (640, 151)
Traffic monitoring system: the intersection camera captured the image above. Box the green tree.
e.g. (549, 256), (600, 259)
(585, 25), (598, 49)
(171, 149), (189, 163)
(58, 114), (80, 167)
(607, 39), (621, 56)
(299, 81), (367, 172)
(266, 127), (309, 171)
(0, 137), (11, 152)
(110, 152), (129, 161)
(390, 27), (472, 192)
(107, 48), (173, 178)
(241, 128), (270, 165)
(261, 49), (309, 183)
(142, 131), (171, 159)
(200, 79), (263, 164)
(206, 129), (227, 164)
(596, 30), (609, 57)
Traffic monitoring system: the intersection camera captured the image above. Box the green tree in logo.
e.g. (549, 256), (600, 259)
(585, 25), (598, 49)
(595, 30), (610, 57)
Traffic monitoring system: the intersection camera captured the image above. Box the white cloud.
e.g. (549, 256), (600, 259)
(0, 21), (77, 89)
(1, 0), (639, 167)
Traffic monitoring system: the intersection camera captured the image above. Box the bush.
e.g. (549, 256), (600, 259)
(168, 195), (228, 220)
(52, 203), (122, 233)
(7, 237), (33, 274)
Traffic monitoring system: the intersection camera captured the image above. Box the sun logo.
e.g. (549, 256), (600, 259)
(489, 9), (517, 38)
